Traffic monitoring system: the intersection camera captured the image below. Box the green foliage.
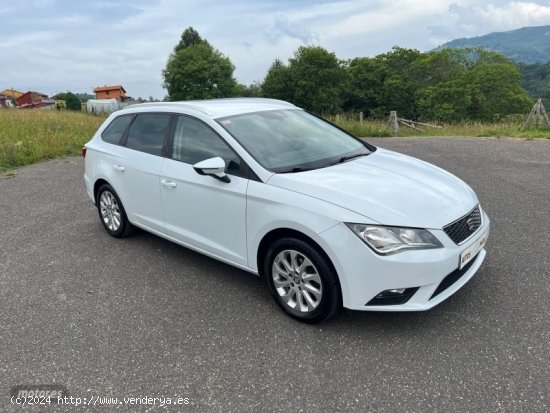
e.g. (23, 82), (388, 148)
(519, 62), (550, 107)
(64, 92), (81, 111)
(340, 47), (532, 122)
(262, 47), (346, 113)
(51, 92), (67, 101)
(234, 81), (262, 97)
(163, 28), (237, 101)
(174, 27), (209, 52)
(261, 59), (292, 101)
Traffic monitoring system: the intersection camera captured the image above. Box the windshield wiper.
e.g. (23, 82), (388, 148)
(277, 152), (369, 173)
(277, 166), (319, 173)
(330, 152), (368, 166)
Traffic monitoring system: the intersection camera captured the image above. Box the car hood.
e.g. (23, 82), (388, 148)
(266, 148), (478, 229)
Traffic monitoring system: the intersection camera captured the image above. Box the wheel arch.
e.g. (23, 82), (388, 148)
(257, 228), (342, 294)
(93, 178), (111, 204)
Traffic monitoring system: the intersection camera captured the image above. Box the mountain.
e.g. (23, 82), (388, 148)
(437, 25), (550, 64)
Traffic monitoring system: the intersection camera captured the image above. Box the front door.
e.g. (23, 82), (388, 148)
(160, 115), (249, 266)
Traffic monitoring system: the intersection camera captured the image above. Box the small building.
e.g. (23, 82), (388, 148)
(0, 94), (14, 107)
(16, 91), (48, 107)
(86, 99), (124, 114)
(93, 85), (126, 101)
(0, 89), (24, 100)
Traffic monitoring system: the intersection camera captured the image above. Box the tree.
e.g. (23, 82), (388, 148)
(415, 48), (532, 121)
(343, 57), (384, 114)
(288, 46), (347, 113)
(518, 62), (550, 108)
(174, 27), (209, 52)
(163, 28), (237, 101)
(65, 92), (81, 111)
(51, 92), (67, 101)
(261, 59), (292, 101)
(234, 82), (262, 97)
(262, 47), (347, 113)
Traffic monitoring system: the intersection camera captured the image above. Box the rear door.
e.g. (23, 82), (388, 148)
(107, 113), (173, 232)
(159, 115), (249, 265)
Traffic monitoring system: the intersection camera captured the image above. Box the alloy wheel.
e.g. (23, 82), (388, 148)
(272, 250), (323, 313)
(99, 191), (122, 232)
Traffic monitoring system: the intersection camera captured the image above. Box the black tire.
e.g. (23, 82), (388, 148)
(96, 184), (135, 238)
(264, 237), (341, 323)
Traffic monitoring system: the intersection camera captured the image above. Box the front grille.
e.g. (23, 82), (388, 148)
(443, 205), (482, 245)
(429, 253), (479, 300)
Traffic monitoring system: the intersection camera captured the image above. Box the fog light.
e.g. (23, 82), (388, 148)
(376, 288), (406, 298)
(367, 287), (420, 306)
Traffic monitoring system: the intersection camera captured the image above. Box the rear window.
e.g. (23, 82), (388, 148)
(125, 114), (172, 156)
(101, 115), (133, 144)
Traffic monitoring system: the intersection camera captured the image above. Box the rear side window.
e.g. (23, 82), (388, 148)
(101, 115), (133, 144)
(125, 114), (172, 156)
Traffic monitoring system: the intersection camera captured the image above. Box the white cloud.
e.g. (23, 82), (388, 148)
(2, 0), (550, 99)
(449, 1), (550, 34)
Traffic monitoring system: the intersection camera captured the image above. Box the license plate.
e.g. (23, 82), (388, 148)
(459, 229), (488, 269)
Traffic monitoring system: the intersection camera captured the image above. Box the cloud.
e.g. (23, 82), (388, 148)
(449, 1), (550, 34)
(2, 0), (550, 99)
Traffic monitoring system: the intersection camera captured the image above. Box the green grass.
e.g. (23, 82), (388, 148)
(331, 116), (550, 138)
(0, 109), (105, 172)
(1, 109), (549, 173)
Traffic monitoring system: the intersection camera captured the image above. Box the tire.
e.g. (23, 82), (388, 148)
(96, 184), (134, 238)
(264, 238), (341, 323)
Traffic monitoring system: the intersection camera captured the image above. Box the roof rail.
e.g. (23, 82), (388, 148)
(123, 102), (213, 115)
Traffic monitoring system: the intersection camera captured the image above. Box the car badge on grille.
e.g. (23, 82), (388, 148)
(466, 217), (476, 231)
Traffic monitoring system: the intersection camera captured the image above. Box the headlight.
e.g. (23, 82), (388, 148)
(345, 224), (443, 255)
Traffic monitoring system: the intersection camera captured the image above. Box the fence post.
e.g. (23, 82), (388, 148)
(389, 111), (399, 136)
(359, 112), (364, 124)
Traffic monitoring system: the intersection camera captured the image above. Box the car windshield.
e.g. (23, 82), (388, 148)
(216, 109), (372, 173)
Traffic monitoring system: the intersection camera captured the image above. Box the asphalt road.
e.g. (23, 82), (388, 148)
(1, 137), (549, 412)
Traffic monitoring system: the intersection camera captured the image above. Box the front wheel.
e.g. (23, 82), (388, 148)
(96, 184), (134, 238)
(264, 238), (341, 323)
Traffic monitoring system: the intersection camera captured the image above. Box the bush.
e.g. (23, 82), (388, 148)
(65, 92), (81, 111)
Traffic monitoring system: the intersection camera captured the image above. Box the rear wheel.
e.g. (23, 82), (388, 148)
(96, 184), (134, 238)
(264, 238), (341, 323)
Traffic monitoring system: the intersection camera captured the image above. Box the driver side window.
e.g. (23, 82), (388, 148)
(172, 116), (243, 177)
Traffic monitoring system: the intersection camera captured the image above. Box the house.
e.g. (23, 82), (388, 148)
(93, 85), (126, 101)
(0, 94), (14, 107)
(16, 91), (48, 107)
(0, 89), (24, 100)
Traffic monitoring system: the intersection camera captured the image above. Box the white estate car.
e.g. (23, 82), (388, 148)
(83, 98), (490, 323)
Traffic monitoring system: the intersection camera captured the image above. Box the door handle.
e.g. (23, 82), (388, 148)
(113, 164), (125, 172)
(161, 179), (177, 188)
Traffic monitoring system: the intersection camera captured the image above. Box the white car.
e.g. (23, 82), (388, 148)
(83, 98), (489, 323)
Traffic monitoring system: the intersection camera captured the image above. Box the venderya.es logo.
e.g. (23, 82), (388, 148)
(11, 384), (68, 405)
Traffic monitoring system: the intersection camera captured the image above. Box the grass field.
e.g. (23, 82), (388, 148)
(0, 110), (104, 172)
(332, 116), (550, 138)
(0, 109), (549, 173)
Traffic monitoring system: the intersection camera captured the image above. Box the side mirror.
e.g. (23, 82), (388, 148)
(193, 157), (231, 183)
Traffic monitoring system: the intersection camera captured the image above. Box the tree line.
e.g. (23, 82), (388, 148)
(163, 27), (536, 122)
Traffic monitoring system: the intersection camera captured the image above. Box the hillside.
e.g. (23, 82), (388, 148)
(437, 25), (550, 63)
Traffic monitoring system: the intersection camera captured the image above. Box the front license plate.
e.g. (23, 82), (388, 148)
(459, 229), (488, 269)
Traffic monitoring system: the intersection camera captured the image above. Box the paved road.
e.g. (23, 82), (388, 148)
(1, 137), (549, 412)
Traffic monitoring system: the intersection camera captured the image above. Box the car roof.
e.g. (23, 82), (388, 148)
(124, 98), (297, 118)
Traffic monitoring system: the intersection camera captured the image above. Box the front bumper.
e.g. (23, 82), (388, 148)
(313, 211), (490, 311)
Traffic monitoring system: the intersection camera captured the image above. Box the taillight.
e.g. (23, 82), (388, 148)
(82, 146), (87, 158)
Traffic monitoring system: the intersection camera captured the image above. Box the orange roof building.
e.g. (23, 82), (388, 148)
(1, 89), (24, 99)
(93, 85), (127, 101)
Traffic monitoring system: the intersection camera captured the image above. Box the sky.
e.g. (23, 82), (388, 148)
(2, 0), (550, 99)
